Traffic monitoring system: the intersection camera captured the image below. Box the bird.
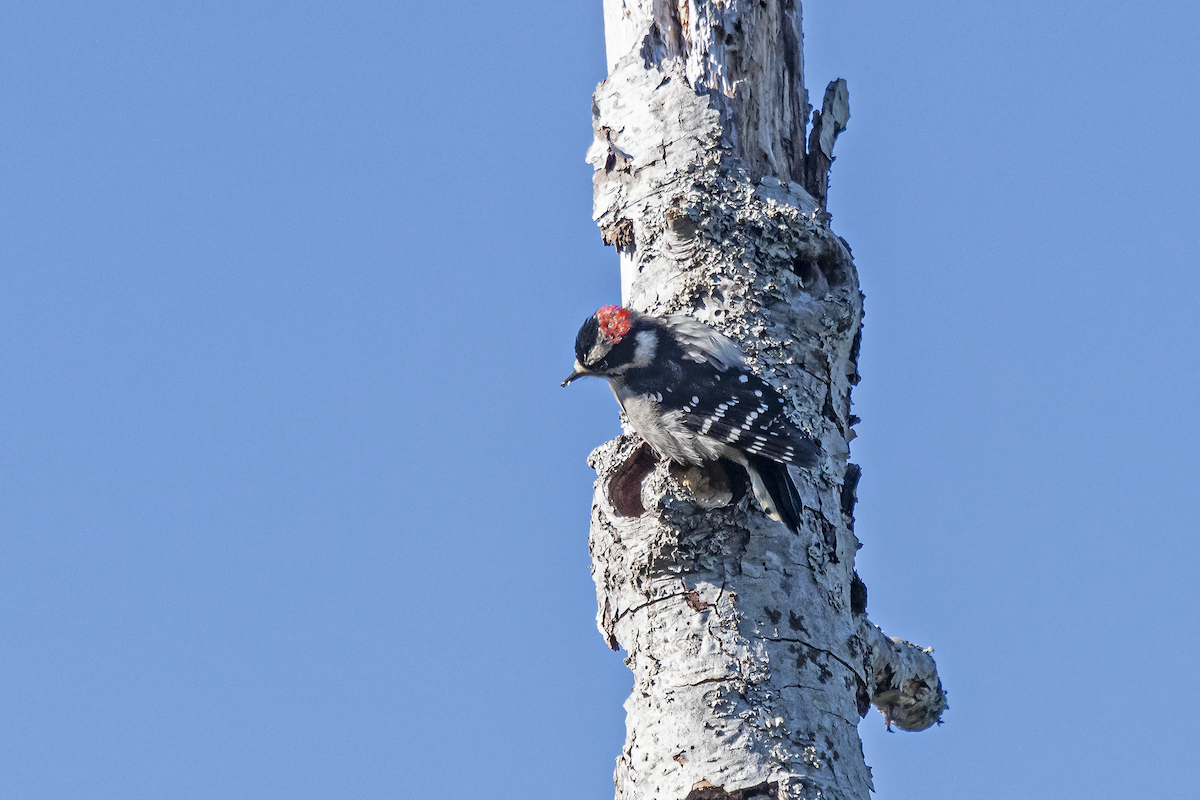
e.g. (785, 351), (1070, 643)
(562, 304), (819, 532)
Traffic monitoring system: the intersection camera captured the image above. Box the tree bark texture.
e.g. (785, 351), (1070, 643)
(585, 3), (947, 799)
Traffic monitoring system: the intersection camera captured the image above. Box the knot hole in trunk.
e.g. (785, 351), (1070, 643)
(790, 235), (853, 291)
(607, 443), (657, 517)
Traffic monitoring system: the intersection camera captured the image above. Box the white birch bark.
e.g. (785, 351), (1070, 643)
(584, 4), (946, 799)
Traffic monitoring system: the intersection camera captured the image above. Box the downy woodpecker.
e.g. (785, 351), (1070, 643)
(563, 305), (819, 532)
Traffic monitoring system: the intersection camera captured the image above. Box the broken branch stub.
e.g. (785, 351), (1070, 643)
(584, 3), (946, 799)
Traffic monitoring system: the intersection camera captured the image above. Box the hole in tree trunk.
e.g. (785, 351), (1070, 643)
(607, 443), (657, 517)
(821, 253), (847, 286)
(790, 256), (827, 293)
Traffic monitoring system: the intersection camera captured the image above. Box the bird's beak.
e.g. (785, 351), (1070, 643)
(561, 361), (590, 387)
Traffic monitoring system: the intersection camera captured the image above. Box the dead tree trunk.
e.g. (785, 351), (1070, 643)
(584, 3), (946, 799)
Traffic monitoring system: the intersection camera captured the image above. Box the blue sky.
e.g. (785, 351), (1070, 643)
(2, 2), (1197, 798)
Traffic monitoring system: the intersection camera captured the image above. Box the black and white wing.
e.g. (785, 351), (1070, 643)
(665, 367), (819, 468)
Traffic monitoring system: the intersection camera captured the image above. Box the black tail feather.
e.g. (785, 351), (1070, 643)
(746, 455), (804, 533)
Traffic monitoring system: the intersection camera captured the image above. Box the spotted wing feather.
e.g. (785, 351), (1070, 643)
(665, 368), (818, 467)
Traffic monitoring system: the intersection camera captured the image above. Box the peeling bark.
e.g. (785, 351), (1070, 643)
(585, 3), (945, 800)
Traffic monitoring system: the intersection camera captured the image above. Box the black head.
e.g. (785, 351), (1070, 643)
(562, 305), (639, 386)
(574, 315), (602, 365)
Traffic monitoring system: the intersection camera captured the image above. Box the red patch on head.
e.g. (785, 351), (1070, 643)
(596, 305), (632, 343)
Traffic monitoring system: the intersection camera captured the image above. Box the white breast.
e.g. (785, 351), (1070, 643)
(617, 390), (730, 466)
